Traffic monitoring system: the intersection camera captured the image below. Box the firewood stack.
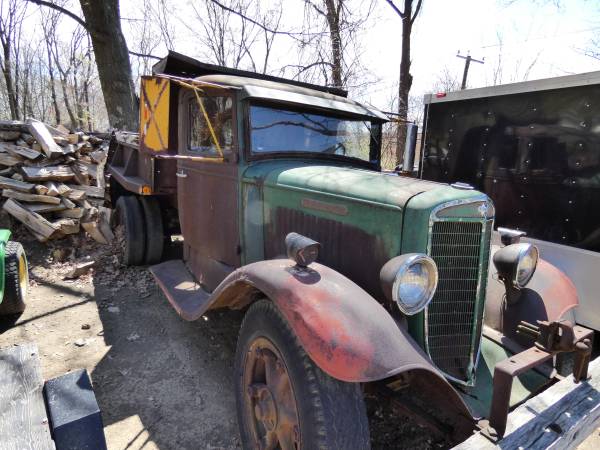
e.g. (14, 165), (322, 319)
(0, 119), (113, 244)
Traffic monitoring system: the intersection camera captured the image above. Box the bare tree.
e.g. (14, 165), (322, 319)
(27, 0), (138, 130)
(386, 0), (423, 165)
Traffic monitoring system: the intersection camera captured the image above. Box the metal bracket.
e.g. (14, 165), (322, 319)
(483, 321), (593, 441)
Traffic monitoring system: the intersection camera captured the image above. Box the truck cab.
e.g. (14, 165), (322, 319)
(107, 52), (593, 449)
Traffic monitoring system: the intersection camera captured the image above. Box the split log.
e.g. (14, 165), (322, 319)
(0, 130), (20, 140)
(81, 221), (108, 244)
(0, 153), (23, 166)
(3, 198), (56, 239)
(61, 197), (76, 209)
(34, 185), (49, 195)
(67, 134), (79, 145)
(44, 182), (60, 196)
(22, 165), (74, 182)
(63, 260), (95, 279)
(27, 120), (64, 158)
(98, 206), (114, 242)
(0, 142), (42, 160)
(24, 203), (67, 214)
(55, 124), (70, 135)
(53, 136), (69, 146)
(52, 218), (80, 235)
(70, 162), (89, 185)
(56, 183), (71, 195)
(2, 189), (62, 204)
(0, 175), (36, 193)
(56, 208), (84, 219)
(67, 184), (104, 198)
(65, 189), (86, 201)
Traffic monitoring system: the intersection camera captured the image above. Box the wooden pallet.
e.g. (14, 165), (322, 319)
(0, 343), (55, 449)
(455, 357), (600, 449)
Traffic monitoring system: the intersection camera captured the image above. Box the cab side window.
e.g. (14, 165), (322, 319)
(188, 96), (234, 155)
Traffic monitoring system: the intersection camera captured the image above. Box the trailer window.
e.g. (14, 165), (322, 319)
(188, 96), (233, 155)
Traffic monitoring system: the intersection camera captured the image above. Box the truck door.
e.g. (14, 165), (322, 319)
(176, 87), (240, 291)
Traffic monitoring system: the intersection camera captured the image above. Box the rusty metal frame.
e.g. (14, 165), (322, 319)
(482, 321), (594, 441)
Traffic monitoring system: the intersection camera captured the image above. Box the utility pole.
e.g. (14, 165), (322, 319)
(456, 51), (484, 90)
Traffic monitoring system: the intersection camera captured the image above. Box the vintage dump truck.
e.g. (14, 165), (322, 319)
(107, 52), (595, 448)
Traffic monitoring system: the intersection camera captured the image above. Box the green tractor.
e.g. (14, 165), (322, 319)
(0, 230), (28, 316)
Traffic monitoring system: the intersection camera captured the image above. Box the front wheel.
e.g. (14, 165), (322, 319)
(234, 300), (371, 450)
(0, 241), (28, 315)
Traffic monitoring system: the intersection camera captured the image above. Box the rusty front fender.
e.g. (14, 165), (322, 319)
(210, 259), (453, 384)
(485, 245), (579, 344)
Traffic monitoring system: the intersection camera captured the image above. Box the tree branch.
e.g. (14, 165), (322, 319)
(129, 50), (161, 60)
(207, 0), (298, 36)
(411, 0), (423, 25)
(24, 0), (88, 30)
(385, 0), (406, 18)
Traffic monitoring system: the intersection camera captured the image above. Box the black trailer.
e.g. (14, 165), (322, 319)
(417, 71), (600, 332)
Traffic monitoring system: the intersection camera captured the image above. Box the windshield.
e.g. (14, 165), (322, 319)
(250, 105), (380, 163)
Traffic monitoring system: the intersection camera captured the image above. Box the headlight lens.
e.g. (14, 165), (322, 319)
(516, 244), (539, 287)
(392, 255), (438, 315)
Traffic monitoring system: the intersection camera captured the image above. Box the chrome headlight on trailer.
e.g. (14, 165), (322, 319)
(380, 254), (439, 315)
(493, 243), (539, 288)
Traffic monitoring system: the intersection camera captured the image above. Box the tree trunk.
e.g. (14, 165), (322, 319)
(324, 0), (343, 88)
(1, 44), (19, 120)
(79, 0), (138, 131)
(396, 0), (413, 166)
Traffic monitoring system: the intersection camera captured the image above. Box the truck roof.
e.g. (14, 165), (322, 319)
(424, 70), (600, 104)
(195, 74), (388, 121)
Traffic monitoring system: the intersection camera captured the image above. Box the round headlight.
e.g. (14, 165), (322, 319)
(493, 242), (539, 289)
(387, 254), (438, 315)
(515, 244), (538, 287)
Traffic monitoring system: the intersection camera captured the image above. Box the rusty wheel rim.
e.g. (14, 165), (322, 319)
(243, 337), (301, 450)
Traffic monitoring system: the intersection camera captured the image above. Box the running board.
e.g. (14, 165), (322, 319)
(149, 260), (211, 321)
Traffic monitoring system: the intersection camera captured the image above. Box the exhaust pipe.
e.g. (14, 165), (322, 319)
(401, 123), (418, 175)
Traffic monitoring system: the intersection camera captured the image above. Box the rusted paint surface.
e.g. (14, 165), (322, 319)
(204, 259), (473, 418)
(484, 245), (578, 346)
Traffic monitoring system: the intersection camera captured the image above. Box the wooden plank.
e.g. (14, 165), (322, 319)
(455, 357), (600, 450)
(67, 184), (104, 198)
(22, 165), (74, 182)
(60, 197), (76, 209)
(26, 119), (63, 158)
(3, 199), (57, 238)
(0, 175), (35, 193)
(2, 189), (62, 204)
(0, 343), (55, 450)
(65, 189), (86, 201)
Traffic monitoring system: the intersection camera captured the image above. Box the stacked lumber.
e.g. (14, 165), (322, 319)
(0, 119), (112, 243)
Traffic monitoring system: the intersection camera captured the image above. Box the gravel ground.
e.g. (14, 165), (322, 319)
(0, 229), (442, 450)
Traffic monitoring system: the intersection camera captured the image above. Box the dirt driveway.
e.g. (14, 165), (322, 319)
(0, 232), (441, 450)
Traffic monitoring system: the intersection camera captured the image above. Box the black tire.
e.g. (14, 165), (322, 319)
(114, 196), (145, 266)
(235, 299), (370, 450)
(0, 241), (27, 315)
(139, 197), (164, 265)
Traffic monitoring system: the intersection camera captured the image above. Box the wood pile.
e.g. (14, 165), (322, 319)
(0, 119), (113, 244)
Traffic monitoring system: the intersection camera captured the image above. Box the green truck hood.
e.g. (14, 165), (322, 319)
(243, 160), (443, 209)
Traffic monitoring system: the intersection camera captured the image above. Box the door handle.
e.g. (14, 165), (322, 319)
(176, 171), (187, 178)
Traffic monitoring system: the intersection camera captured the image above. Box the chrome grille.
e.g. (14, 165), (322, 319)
(427, 221), (484, 383)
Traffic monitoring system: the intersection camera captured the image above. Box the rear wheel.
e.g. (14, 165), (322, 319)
(235, 300), (371, 450)
(139, 197), (164, 265)
(113, 196), (145, 266)
(0, 241), (28, 315)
